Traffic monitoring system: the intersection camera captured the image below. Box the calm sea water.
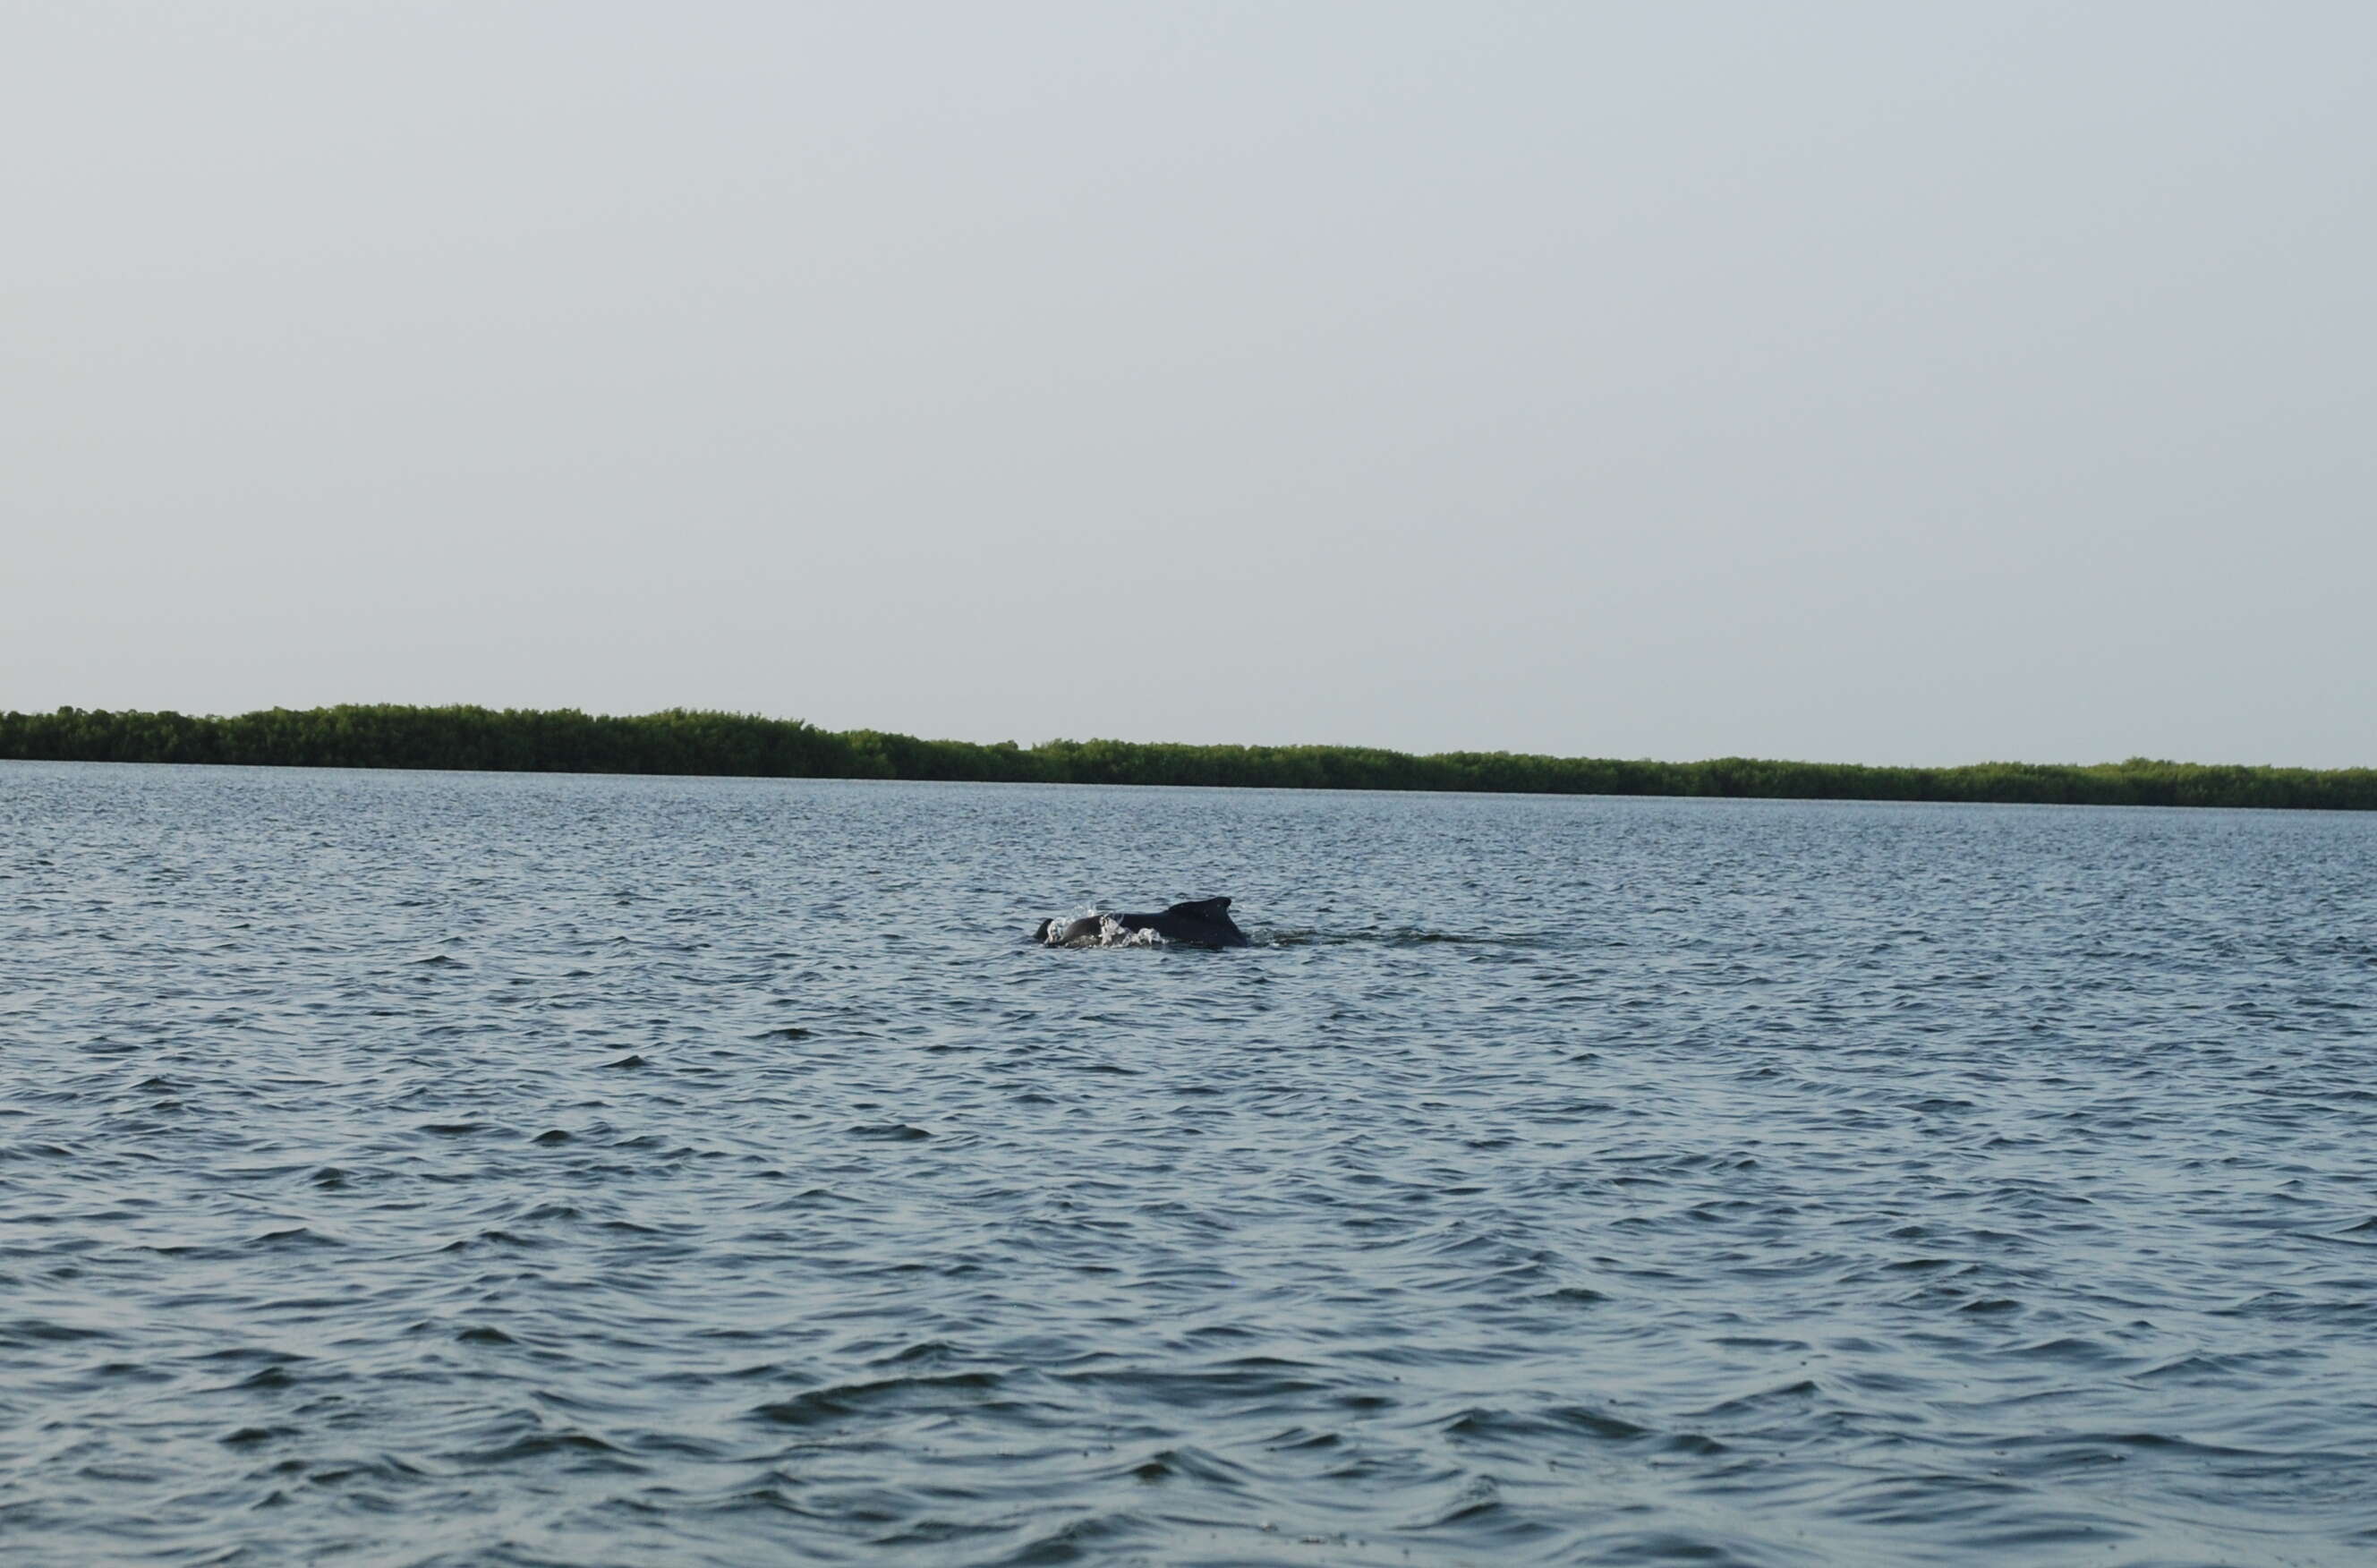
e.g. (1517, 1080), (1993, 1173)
(4, 762), (2375, 1567)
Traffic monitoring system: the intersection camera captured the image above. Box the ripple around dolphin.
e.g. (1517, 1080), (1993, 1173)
(1263, 927), (1539, 947)
(5, 764), (2377, 1566)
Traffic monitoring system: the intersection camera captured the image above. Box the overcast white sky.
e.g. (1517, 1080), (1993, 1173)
(4, 2), (2371, 765)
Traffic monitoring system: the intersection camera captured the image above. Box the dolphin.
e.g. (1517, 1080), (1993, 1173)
(1035, 916), (1109, 946)
(1033, 897), (1249, 949)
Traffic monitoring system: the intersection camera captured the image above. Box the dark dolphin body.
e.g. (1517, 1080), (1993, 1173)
(1114, 897), (1249, 947)
(1033, 898), (1249, 948)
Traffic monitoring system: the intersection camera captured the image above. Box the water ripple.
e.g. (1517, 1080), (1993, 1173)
(4, 763), (2375, 1564)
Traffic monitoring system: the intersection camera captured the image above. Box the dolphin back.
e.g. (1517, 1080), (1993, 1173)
(1162, 898), (1232, 921)
(1035, 896), (1248, 948)
(1133, 897), (1248, 947)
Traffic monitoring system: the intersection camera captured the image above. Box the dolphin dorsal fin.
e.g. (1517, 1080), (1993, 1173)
(1163, 897), (1231, 919)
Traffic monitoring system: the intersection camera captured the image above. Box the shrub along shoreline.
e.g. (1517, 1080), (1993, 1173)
(4, 704), (2370, 811)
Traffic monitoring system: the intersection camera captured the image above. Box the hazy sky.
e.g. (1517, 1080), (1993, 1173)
(5, 2), (2372, 764)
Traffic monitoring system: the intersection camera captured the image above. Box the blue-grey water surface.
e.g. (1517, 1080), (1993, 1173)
(4, 762), (2376, 1567)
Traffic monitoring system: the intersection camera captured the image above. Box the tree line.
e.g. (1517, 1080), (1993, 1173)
(4, 704), (2372, 810)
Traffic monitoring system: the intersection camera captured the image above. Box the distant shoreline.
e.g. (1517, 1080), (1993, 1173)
(5, 705), (2371, 811)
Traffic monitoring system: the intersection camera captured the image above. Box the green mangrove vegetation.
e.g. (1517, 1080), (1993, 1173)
(4, 704), (2371, 810)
